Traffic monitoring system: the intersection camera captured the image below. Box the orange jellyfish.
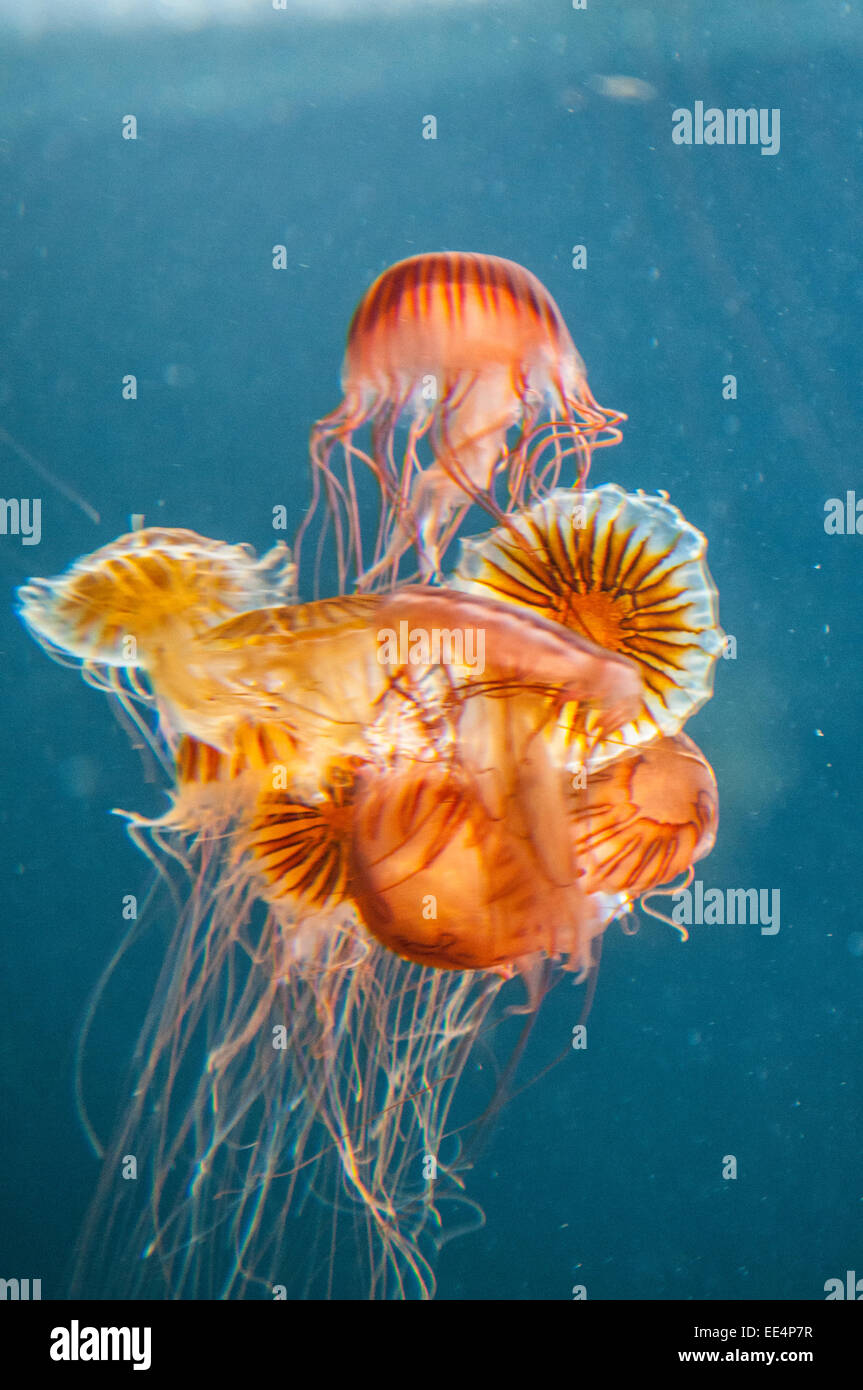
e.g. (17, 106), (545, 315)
(452, 483), (724, 768)
(18, 526), (654, 1300)
(17, 526), (297, 667)
(297, 252), (625, 589)
(569, 732), (718, 902)
(16, 526), (297, 752)
(349, 757), (615, 980)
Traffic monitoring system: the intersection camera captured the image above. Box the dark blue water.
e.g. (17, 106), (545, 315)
(1, 0), (860, 1300)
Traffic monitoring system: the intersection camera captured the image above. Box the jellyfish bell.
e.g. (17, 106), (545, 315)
(349, 757), (611, 983)
(298, 251), (625, 589)
(243, 757), (360, 914)
(16, 527), (296, 669)
(452, 484), (724, 766)
(14, 526), (298, 759)
(171, 595), (387, 755)
(569, 732), (719, 899)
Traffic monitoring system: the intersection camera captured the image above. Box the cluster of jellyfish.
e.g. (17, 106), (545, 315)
(19, 251), (722, 1299)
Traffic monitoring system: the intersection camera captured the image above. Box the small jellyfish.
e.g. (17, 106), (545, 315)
(17, 526), (296, 668)
(298, 252), (625, 588)
(569, 732), (719, 898)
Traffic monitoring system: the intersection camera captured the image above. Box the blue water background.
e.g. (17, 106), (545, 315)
(0, 0), (860, 1299)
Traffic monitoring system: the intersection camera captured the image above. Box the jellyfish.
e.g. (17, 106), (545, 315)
(16, 526), (297, 755)
(18, 500), (727, 1299)
(296, 252), (625, 589)
(568, 732), (718, 899)
(451, 484), (724, 768)
(17, 526), (297, 667)
(18, 521), (644, 790)
(18, 526), (656, 1300)
(349, 757), (614, 980)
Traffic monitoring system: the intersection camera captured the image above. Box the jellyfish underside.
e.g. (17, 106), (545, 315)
(570, 733), (719, 897)
(352, 367), (554, 588)
(453, 484), (724, 764)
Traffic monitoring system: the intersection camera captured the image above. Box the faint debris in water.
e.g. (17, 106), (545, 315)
(0, 427), (100, 524)
(58, 753), (99, 801)
(588, 75), (657, 103)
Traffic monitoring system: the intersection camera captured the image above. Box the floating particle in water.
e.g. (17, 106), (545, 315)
(587, 75), (657, 102)
(58, 754), (99, 800)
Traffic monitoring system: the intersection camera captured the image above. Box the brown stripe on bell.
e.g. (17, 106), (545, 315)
(244, 758), (360, 909)
(174, 722), (301, 789)
(176, 734), (228, 787)
(227, 719), (299, 779)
